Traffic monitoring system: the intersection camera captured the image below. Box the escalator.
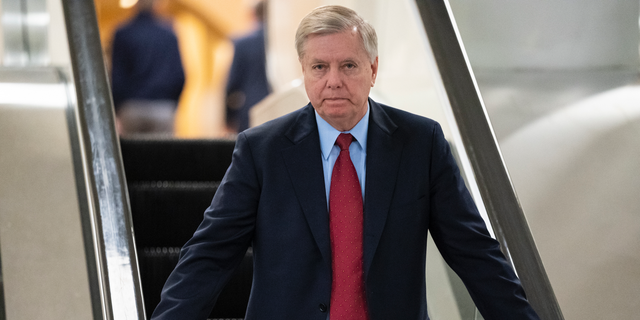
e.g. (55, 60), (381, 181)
(0, 0), (564, 319)
(120, 137), (252, 319)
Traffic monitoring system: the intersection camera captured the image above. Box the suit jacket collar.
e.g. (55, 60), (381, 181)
(282, 99), (401, 277)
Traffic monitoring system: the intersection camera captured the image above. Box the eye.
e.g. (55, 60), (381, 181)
(344, 63), (356, 69)
(312, 64), (325, 70)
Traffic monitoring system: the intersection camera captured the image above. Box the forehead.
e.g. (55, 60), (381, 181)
(302, 30), (368, 61)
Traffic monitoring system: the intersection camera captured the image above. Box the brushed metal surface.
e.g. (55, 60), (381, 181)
(1, 0), (49, 66)
(0, 67), (93, 320)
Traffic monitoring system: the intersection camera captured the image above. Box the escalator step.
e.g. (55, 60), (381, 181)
(120, 138), (235, 182)
(129, 181), (219, 248)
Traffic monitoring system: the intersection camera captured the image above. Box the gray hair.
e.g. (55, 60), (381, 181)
(295, 5), (378, 63)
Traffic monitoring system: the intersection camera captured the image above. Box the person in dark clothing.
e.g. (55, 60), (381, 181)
(225, 1), (271, 133)
(150, 5), (540, 320)
(111, 0), (185, 136)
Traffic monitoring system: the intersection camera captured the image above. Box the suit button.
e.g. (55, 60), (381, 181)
(319, 303), (328, 312)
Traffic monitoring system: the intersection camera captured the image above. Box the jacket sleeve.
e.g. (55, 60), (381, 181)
(150, 132), (258, 320)
(427, 123), (540, 320)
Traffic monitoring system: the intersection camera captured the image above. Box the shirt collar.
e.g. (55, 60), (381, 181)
(316, 102), (370, 160)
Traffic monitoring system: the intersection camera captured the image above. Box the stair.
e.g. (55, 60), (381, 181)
(120, 137), (251, 319)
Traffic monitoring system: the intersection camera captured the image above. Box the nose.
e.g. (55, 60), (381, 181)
(326, 68), (342, 89)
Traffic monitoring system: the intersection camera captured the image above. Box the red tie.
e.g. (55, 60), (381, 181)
(329, 133), (368, 319)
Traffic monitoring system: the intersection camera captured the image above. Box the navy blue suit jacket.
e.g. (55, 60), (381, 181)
(151, 99), (539, 319)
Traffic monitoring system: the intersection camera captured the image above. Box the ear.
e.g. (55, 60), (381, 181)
(370, 56), (379, 87)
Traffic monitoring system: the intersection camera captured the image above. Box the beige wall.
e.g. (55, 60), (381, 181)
(266, 0), (319, 91)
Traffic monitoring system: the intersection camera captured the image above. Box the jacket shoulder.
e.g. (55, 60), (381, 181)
(371, 100), (442, 138)
(241, 104), (315, 145)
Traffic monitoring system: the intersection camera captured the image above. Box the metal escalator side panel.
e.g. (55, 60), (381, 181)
(0, 67), (94, 320)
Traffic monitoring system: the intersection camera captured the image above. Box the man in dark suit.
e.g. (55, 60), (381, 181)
(151, 5), (539, 319)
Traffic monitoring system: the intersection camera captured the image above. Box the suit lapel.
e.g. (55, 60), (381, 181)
(280, 101), (402, 275)
(281, 105), (332, 267)
(363, 99), (401, 276)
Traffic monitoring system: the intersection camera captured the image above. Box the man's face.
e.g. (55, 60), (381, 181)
(300, 29), (378, 131)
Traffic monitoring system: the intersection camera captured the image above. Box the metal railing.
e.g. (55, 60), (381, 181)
(414, 1), (564, 319)
(61, 0), (145, 319)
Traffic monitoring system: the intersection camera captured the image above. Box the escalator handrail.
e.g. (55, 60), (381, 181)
(61, 1), (146, 319)
(414, 1), (564, 319)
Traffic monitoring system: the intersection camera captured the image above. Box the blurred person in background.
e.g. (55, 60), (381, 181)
(111, 0), (185, 136)
(225, 1), (271, 133)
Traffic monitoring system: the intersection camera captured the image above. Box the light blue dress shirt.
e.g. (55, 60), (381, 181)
(315, 104), (369, 210)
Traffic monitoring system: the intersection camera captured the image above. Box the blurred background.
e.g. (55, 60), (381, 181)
(1, 0), (639, 319)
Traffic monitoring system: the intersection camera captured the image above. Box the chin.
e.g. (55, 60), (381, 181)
(322, 108), (351, 119)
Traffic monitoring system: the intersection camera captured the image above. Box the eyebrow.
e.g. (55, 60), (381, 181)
(308, 58), (327, 64)
(308, 58), (359, 65)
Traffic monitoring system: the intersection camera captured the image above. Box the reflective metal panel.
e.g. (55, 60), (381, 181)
(2, 0), (49, 66)
(0, 67), (93, 319)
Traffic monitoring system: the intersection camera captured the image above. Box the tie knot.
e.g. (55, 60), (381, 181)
(335, 133), (354, 151)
